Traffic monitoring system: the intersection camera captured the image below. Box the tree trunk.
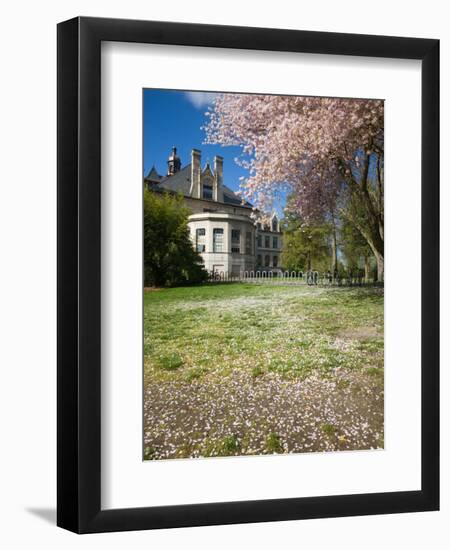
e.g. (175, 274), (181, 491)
(331, 224), (338, 273)
(373, 251), (383, 282)
(343, 202), (384, 283)
(342, 151), (384, 281)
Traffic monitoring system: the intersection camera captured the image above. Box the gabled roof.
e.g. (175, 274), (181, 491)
(145, 165), (162, 182)
(202, 162), (214, 177)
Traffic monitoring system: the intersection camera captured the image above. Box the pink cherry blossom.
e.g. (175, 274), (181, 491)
(203, 93), (384, 279)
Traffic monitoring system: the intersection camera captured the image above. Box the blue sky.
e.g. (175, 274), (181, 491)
(143, 89), (247, 194)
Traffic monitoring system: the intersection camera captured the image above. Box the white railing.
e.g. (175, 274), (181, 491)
(208, 269), (380, 286)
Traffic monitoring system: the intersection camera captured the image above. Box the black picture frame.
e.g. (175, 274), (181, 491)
(57, 16), (439, 533)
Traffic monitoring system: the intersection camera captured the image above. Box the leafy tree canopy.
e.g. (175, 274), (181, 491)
(281, 212), (332, 273)
(144, 190), (208, 287)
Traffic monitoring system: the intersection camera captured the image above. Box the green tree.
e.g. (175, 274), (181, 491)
(144, 190), (207, 287)
(281, 213), (332, 272)
(340, 217), (376, 281)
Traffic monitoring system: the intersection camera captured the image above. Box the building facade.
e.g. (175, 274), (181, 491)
(145, 147), (283, 275)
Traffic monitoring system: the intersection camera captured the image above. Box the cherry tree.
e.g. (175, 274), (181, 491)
(204, 94), (384, 280)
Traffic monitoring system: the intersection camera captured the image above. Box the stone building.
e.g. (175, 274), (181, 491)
(145, 147), (283, 276)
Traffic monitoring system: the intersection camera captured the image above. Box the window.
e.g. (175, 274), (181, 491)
(273, 255), (278, 267)
(265, 255), (270, 267)
(257, 234), (262, 248)
(272, 217), (278, 232)
(273, 236), (278, 249)
(213, 228), (224, 252)
(196, 228), (206, 252)
(202, 184), (213, 199)
(245, 232), (252, 255)
(265, 236), (270, 248)
(231, 229), (240, 253)
(257, 255), (262, 266)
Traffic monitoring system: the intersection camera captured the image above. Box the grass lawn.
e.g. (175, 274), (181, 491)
(144, 283), (384, 460)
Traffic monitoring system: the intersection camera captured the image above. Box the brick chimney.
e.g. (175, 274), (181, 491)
(213, 155), (224, 202)
(190, 149), (201, 198)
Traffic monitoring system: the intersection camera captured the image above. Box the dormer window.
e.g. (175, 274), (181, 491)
(272, 217), (278, 232)
(202, 184), (213, 199)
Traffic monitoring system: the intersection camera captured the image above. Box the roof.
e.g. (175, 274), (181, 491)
(222, 185), (248, 206)
(145, 163), (252, 208)
(159, 164), (192, 195)
(146, 165), (162, 183)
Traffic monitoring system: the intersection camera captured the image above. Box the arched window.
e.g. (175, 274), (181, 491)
(272, 216), (278, 232)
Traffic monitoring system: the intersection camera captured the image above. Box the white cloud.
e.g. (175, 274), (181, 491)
(184, 91), (217, 109)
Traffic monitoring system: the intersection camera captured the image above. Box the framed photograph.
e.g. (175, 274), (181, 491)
(57, 17), (439, 533)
